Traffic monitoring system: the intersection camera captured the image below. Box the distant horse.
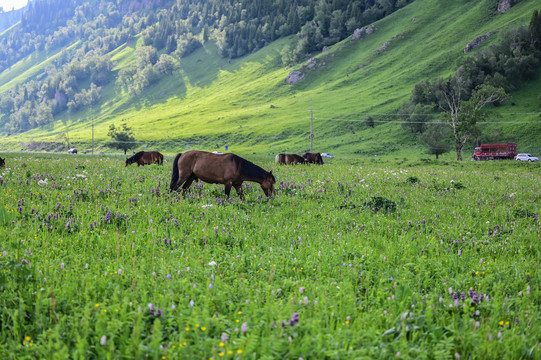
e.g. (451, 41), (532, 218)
(275, 153), (306, 164)
(170, 150), (276, 199)
(0, 157), (4, 168)
(68, 148), (77, 154)
(275, 154), (285, 164)
(303, 152), (324, 164)
(125, 151), (164, 167)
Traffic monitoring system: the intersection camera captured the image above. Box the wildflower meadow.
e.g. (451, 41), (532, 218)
(0, 154), (539, 359)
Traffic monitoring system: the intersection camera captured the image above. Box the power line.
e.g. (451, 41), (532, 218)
(314, 117), (541, 124)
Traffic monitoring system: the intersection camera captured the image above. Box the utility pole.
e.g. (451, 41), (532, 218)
(310, 99), (313, 153)
(91, 114), (94, 156)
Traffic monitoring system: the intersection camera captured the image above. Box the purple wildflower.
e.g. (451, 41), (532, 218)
(289, 313), (300, 326)
(471, 292), (479, 305)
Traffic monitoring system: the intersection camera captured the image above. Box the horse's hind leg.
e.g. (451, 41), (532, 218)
(172, 172), (191, 192)
(182, 174), (197, 191)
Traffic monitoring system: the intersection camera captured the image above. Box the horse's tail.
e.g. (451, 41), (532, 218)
(170, 153), (182, 191)
(160, 153), (164, 165)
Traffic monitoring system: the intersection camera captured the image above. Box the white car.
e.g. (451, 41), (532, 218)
(515, 153), (539, 162)
(321, 153), (335, 158)
(212, 151), (223, 154)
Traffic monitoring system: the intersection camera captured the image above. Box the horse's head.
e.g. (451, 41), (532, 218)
(125, 158), (131, 167)
(261, 170), (276, 197)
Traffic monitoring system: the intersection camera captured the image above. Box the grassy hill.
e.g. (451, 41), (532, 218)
(1, 0), (540, 158)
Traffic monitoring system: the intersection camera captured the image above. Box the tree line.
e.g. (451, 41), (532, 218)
(0, 0), (412, 134)
(399, 10), (541, 160)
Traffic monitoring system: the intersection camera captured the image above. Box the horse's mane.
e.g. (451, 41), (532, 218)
(235, 155), (269, 179)
(128, 151), (145, 162)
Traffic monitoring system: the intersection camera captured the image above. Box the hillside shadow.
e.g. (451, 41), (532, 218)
(110, 69), (189, 114)
(178, 42), (235, 90)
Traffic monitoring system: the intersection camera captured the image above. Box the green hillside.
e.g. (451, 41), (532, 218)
(1, 0), (540, 158)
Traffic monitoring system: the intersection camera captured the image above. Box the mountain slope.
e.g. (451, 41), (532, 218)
(0, 0), (540, 157)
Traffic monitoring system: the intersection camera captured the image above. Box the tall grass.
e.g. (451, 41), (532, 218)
(0, 154), (539, 358)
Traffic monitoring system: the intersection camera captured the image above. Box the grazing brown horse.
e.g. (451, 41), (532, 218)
(125, 151), (163, 166)
(0, 157), (4, 168)
(170, 150), (276, 199)
(303, 152), (324, 164)
(275, 153), (306, 164)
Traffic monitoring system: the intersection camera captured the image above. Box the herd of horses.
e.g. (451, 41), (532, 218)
(275, 152), (324, 165)
(0, 150), (325, 199)
(125, 150), (323, 198)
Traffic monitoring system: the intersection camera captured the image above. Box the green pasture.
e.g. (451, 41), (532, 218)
(0, 154), (539, 359)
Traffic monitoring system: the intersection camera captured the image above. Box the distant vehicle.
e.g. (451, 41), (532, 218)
(472, 143), (516, 160)
(68, 148), (78, 154)
(321, 153), (335, 158)
(515, 153), (539, 162)
(212, 151), (223, 154)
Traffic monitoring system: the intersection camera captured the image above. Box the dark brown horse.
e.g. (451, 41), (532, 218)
(170, 150), (276, 199)
(0, 157), (4, 168)
(125, 151), (164, 167)
(275, 153), (306, 164)
(303, 152), (324, 164)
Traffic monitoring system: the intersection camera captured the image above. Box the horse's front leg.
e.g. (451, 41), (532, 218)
(234, 184), (244, 200)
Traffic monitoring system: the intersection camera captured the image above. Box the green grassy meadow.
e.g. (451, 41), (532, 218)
(0, 154), (539, 358)
(1, 0), (541, 157)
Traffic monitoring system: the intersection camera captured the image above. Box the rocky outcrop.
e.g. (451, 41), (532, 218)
(306, 57), (325, 69)
(286, 70), (304, 85)
(464, 33), (492, 53)
(351, 25), (376, 39)
(498, 0), (511, 13)
(497, 0), (518, 14)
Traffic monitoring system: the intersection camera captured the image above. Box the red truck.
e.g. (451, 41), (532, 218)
(472, 143), (517, 160)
